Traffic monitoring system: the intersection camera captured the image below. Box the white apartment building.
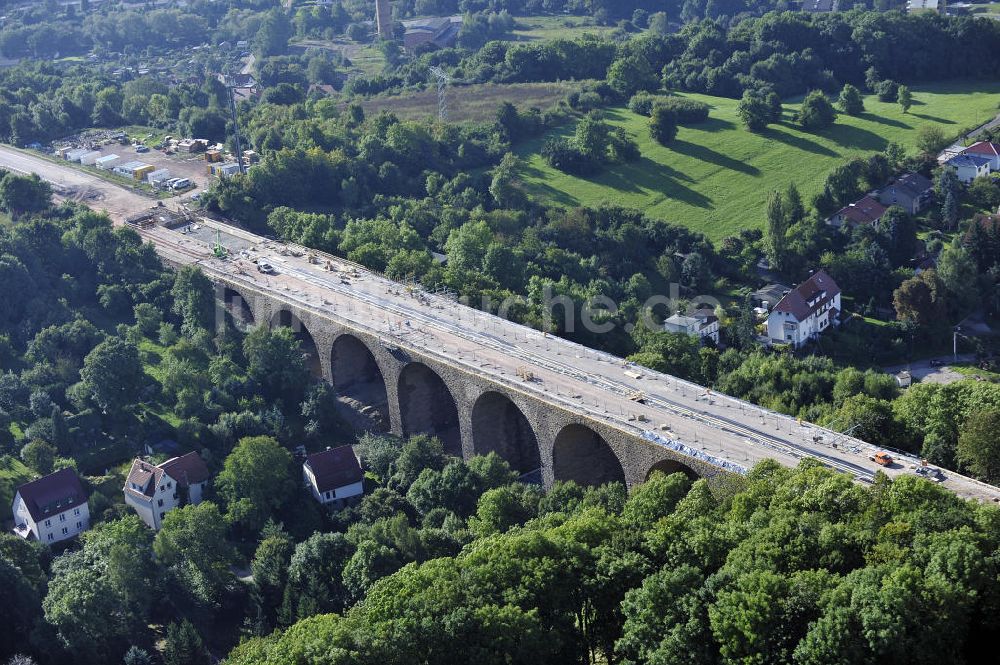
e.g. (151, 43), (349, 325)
(12, 468), (90, 545)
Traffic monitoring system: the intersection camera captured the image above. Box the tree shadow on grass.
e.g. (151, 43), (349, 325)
(763, 125), (839, 157)
(909, 112), (956, 124)
(859, 112), (910, 129)
(826, 123), (891, 151)
(688, 116), (736, 132)
(595, 157), (714, 209)
(519, 163), (582, 208)
(671, 139), (761, 175)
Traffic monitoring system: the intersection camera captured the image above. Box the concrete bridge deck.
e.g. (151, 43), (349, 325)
(3, 144), (1000, 502)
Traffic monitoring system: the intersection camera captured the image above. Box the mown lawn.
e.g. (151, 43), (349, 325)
(515, 81), (1000, 241)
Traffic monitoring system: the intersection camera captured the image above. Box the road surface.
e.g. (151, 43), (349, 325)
(4, 144), (1000, 504)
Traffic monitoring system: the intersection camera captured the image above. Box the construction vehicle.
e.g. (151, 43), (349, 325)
(516, 367), (535, 382)
(212, 230), (227, 259)
(627, 390), (646, 404)
(870, 451), (893, 467)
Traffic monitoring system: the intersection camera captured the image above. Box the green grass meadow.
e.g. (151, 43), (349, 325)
(510, 15), (619, 41)
(516, 81), (1000, 241)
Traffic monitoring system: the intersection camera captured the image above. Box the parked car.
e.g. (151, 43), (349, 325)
(134, 144), (149, 153)
(914, 466), (944, 482)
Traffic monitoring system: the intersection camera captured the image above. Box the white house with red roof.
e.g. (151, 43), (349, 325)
(123, 452), (210, 530)
(962, 141), (1000, 171)
(12, 468), (90, 545)
(766, 270), (842, 347)
(303, 445), (364, 509)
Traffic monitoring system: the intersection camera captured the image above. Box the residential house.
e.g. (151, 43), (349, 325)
(946, 153), (992, 184)
(303, 445), (364, 509)
(751, 283), (792, 311)
(878, 172), (934, 214)
(962, 141), (1000, 170)
(12, 468), (90, 545)
(766, 270), (842, 347)
(663, 310), (720, 344)
(123, 452), (210, 530)
(826, 195), (887, 228)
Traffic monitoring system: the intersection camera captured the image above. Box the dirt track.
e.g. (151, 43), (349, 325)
(0, 145), (157, 221)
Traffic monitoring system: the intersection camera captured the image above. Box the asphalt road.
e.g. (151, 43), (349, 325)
(4, 144), (1000, 504)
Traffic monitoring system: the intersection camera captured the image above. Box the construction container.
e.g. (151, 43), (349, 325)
(66, 148), (89, 162)
(146, 168), (171, 186)
(215, 162), (241, 177)
(132, 164), (155, 181)
(95, 154), (120, 169)
(80, 151), (102, 166)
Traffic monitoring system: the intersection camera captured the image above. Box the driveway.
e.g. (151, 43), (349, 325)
(884, 354), (977, 385)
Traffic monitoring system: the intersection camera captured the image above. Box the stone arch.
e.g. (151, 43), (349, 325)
(470, 391), (540, 474)
(222, 286), (255, 330)
(397, 362), (461, 456)
(552, 423), (625, 487)
(331, 333), (390, 433)
(270, 309), (322, 379)
(646, 458), (698, 481)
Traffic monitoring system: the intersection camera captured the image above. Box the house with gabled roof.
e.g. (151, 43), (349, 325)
(962, 141), (1000, 170)
(946, 153), (992, 184)
(766, 270), (841, 347)
(303, 445), (364, 509)
(12, 468), (90, 545)
(123, 452), (210, 530)
(826, 195), (888, 228)
(878, 172), (934, 214)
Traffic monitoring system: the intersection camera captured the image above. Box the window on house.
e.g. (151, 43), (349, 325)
(76, 521), (82, 529)
(44, 519), (50, 527)
(59, 513), (66, 522)
(74, 508), (80, 516)
(167, 482), (172, 488)
(159, 512), (165, 520)
(61, 527), (68, 535)
(47, 534), (53, 541)
(157, 499), (164, 507)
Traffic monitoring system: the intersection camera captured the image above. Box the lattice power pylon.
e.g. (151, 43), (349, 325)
(429, 66), (451, 121)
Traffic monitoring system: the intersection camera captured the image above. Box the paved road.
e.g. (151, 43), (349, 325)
(4, 144), (1000, 504)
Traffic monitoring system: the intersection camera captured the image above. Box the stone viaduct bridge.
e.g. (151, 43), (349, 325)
(137, 216), (1000, 502)
(212, 272), (708, 489)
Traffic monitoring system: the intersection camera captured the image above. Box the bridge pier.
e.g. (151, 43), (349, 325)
(212, 276), (726, 491)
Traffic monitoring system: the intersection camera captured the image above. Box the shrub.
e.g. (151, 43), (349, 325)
(656, 97), (710, 124)
(838, 83), (864, 116)
(797, 90), (836, 130)
(876, 79), (899, 102)
(649, 105), (679, 145)
(628, 91), (656, 116)
(541, 137), (598, 175)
